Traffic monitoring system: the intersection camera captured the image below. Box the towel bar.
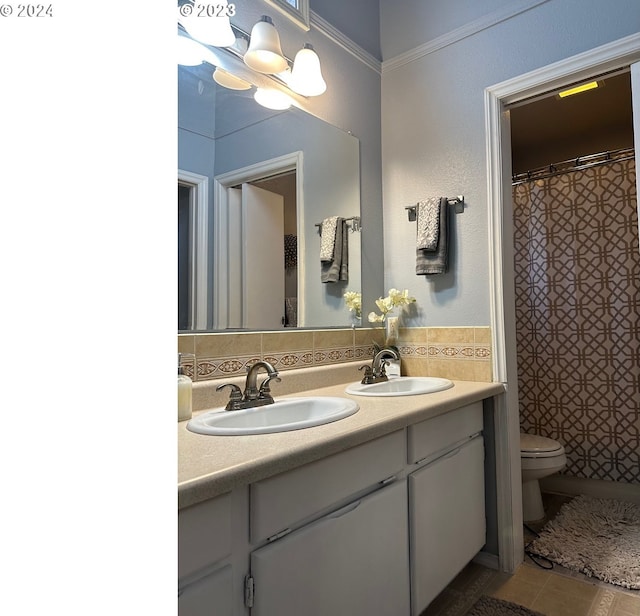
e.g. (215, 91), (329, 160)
(315, 216), (361, 234)
(405, 196), (464, 221)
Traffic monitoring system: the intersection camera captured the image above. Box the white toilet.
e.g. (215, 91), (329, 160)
(520, 433), (567, 522)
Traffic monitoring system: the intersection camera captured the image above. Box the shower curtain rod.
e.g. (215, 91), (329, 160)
(512, 147), (635, 185)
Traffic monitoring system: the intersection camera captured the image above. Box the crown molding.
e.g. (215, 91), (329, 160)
(311, 10), (382, 75)
(382, 0), (551, 73)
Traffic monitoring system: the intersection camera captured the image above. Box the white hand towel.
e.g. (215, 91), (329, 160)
(416, 198), (441, 251)
(320, 216), (339, 262)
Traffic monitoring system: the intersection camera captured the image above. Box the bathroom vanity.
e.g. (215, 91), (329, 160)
(178, 378), (504, 616)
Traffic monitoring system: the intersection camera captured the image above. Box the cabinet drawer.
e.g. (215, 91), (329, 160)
(408, 402), (482, 464)
(178, 492), (232, 580)
(251, 430), (405, 543)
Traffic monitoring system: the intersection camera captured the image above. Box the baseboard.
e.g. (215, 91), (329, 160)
(473, 551), (500, 570)
(541, 476), (640, 504)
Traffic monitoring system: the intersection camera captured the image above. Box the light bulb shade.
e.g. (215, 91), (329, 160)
(254, 88), (292, 110)
(178, 29), (217, 66)
(179, 1), (235, 47)
(244, 16), (288, 74)
(213, 67), (252, 90)
(289, 44), (326, 96)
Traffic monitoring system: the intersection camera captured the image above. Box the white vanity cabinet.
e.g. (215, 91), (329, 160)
(178, 395), (493, 616)
(247, 430), (409, 616)
(250, 480), (410, 616)
(407, 402), (485, 615)
(178, 493), (234, 616)
(178, 565), (234, 616)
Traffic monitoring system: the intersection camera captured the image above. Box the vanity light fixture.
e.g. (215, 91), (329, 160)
(254, 87), (293, 110)
(213, 67), (252, 90)
(244, 15), (288, 74)
(178, 0), (236, 47)
(558, 80), (600, 98)
(178, 8), (328, 106)
(177, 26), (218, 66)
(289, 43), (326, 96)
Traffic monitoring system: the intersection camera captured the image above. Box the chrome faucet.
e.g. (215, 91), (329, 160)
(359, 347), (400, 384)
(217, 360), (281, 411)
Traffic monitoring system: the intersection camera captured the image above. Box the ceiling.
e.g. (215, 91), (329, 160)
(509, 71), (634, 174)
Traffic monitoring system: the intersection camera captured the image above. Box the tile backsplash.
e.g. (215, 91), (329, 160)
(178, 326), (493, 383)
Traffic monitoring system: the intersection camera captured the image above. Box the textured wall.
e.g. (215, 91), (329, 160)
(380, 0), (640, 327)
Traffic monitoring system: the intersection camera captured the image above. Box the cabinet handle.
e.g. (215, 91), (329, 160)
(328, 499), (361, 519)
(442, 446), (462, 459)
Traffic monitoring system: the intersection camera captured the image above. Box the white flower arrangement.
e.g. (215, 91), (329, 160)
(343, 290), (362, 318)
(368, 288), (416, 323)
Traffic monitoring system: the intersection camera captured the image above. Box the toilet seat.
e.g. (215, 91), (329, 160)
(520, 433), (564, 458)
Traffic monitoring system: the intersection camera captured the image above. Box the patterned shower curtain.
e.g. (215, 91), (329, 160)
(512, 155), (639, 484)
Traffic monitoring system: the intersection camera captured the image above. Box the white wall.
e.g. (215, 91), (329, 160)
(380, 0), (640, 326)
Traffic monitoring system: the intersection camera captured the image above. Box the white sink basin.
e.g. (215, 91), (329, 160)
(186, 396), (359, 436)
(345, 376), (453, 397)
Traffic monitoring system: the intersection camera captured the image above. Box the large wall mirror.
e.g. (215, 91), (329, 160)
(178, 55), (362, 332)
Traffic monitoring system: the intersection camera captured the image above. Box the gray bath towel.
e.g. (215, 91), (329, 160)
(321, 218), (348, 283)
(416, 197), (449, 275)
(416, 197), (441, 251)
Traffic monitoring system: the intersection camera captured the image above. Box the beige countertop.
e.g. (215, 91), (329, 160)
(178, 379), (505, 509)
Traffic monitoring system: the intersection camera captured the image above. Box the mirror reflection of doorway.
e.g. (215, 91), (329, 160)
(249, 171), (298, 327)
(178, 183), (193, 331)
(178, 169), (298, 331)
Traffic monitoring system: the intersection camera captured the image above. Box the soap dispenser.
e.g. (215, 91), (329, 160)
(178, 354), (192, 422)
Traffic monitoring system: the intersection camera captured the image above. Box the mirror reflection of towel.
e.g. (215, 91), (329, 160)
(319, 216), (339, 262)
(416, 197), (449, 275)
(321, 218), (349, 283)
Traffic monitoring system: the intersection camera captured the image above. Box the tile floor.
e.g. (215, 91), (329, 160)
(421, 493), (640, 616)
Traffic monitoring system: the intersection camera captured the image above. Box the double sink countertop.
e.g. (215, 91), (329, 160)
(178, 370), (505, 510)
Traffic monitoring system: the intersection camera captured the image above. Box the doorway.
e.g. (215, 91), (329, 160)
(178, 184), (192, 331)
(213, 151), (303, 330)
(251, 171), (298, 327)
(178, 169), (209, 331)
(484, 34), (640, 573)
(508, 72), (638, 486)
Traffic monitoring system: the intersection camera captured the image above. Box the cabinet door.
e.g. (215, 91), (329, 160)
(409, 436), (485, 615)
(178, 565), (233, 616)
(250, 480), (410, 616)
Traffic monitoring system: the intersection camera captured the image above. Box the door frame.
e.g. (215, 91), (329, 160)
(178, 169), (209, 331)
(484, 32), (640, 573)
(213, 151), (304, 329)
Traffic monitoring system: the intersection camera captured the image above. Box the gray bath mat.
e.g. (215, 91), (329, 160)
(466, 596), (544, 616)
(528, 494), (640, 590)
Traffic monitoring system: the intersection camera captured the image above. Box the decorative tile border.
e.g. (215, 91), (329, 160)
(399, 343), (492, 360)
(265, 350), (315, 370)
(177, 326), (493, 383)
(314, 346), (355, 365)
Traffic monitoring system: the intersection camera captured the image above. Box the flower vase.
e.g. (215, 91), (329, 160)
(385, 316), (399, 346)
(383, 316), (402, 377)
